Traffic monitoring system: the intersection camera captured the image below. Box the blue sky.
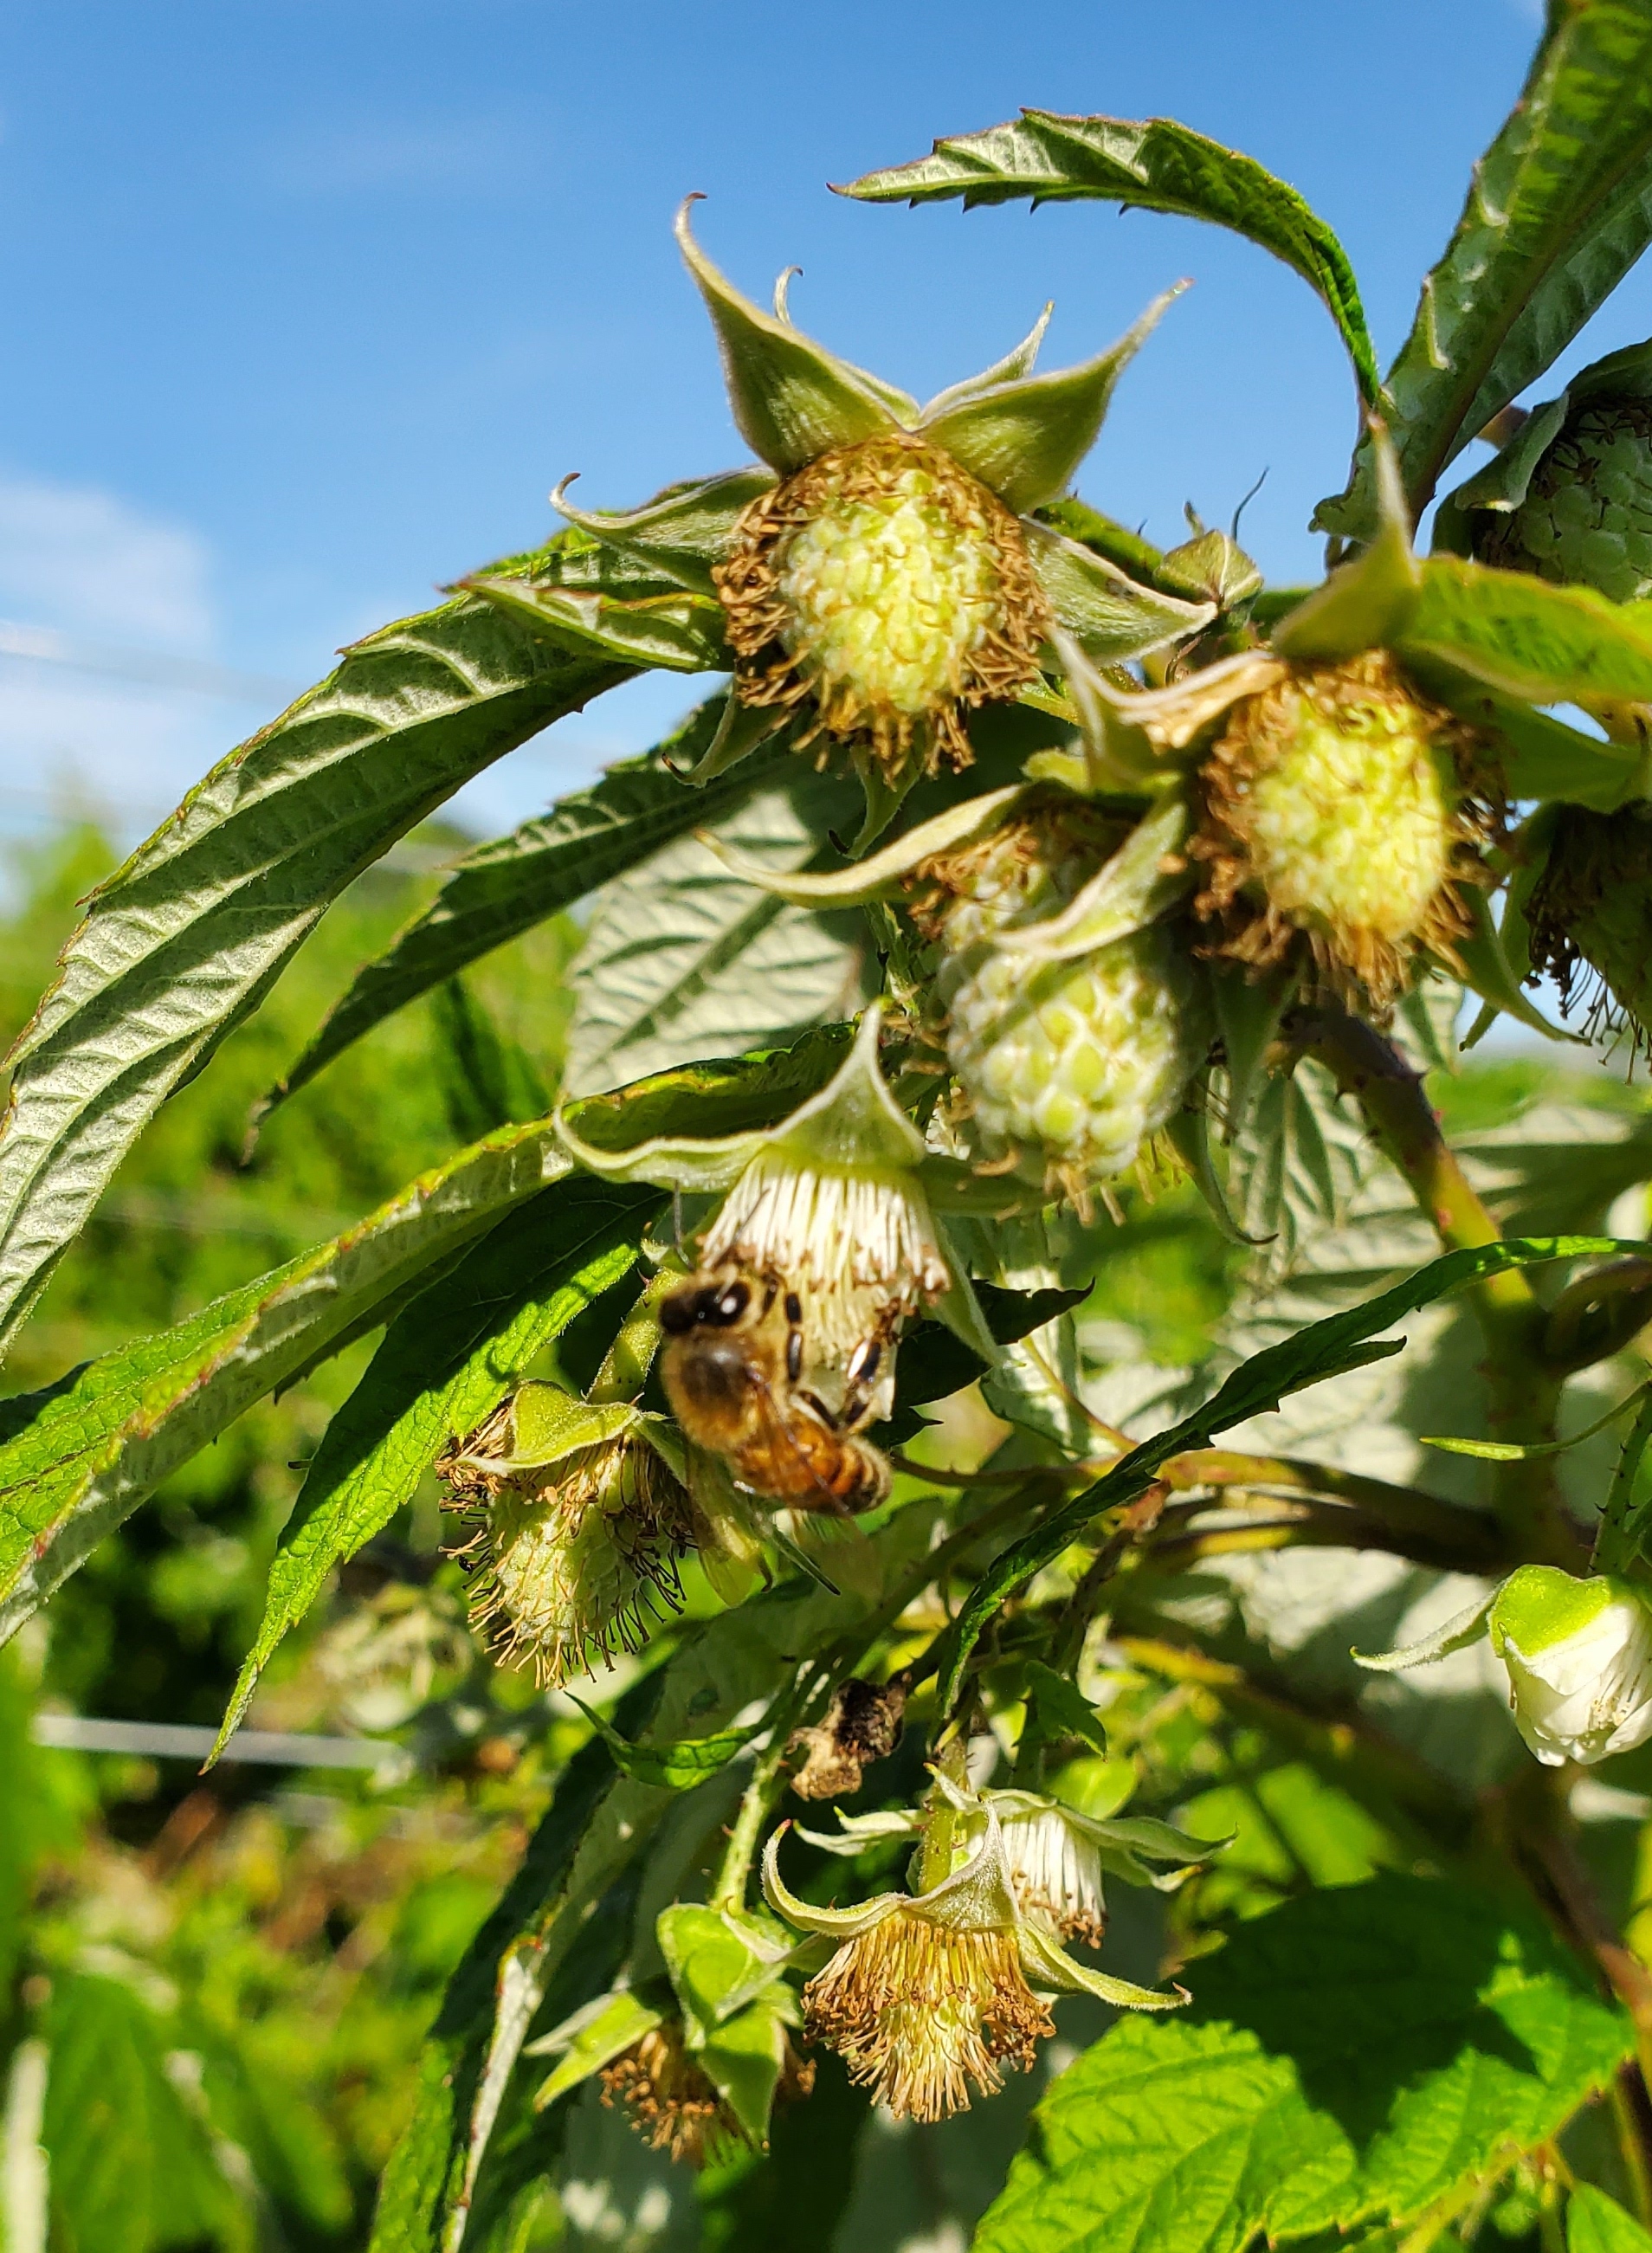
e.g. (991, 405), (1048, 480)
(2, 0), (1633, 851)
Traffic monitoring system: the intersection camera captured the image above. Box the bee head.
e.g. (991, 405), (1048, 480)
(661, 1273), (755, 1336)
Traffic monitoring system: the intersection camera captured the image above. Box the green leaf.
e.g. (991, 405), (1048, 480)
(429, 978), (552, 1146)
(1400, 555), (1652, 707)
(937, 1233), (1648, 1710)
(842, 110), (1380, 406)
(1226, 1055), (1382, 1282)
(1317, 2), (1652, 535)
(567, 1698), (758, 1790)
(977, 1875), (1631, 2253)
(0, 545), (631, 1365)
(1025, 1660), (1109, 1755)
(213, 1173), (659, 1756)
(561, 769), (869, 1097)
(0, 1116), (571, 1647)
(42, 1973), (252, 2253)
(256, 709), (791, 1120)
(1571, 2185), (1652, 2253)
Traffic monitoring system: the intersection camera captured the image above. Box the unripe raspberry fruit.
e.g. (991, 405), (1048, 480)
(910, 797), (1205, 1203)
(714, 433), (1049, 783)
(1192, 649), (1494, 1010)
(1527, 803), (1652, 1052)
(1475, 400), (1652, 602)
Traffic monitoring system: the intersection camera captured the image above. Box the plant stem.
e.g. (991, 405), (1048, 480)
(1298, 1003), (1573, 1564)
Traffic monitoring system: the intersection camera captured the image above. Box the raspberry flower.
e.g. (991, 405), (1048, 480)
(797, 1777), (1210, 1951)
(558, 1005), (998, 1422)
(763, 1798), (1183, 2122)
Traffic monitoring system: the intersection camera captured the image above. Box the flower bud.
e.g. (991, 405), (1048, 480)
(1192, 650), (1496, 1011)
(1488, 1565), (1652, 1768)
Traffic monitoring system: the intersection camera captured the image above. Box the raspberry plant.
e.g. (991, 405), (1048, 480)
(15, 7), (1652, 2248)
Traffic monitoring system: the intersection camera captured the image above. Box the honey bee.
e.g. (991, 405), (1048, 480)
(659, 1269), (892, 1513)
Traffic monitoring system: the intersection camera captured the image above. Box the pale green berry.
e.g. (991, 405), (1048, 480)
(714, 433), (1049, 783)
(1194, 649), (1492, 1010)
(911, 797), (1204, 1199)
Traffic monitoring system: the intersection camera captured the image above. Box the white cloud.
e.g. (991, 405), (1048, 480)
(0, 474), (231, 843)
(0, 476), (211, 650)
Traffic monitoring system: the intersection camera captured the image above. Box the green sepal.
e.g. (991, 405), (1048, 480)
(700, 1996), (795, 2149)
(553, 468), (775, 599)
(994, 791), (1191, 964)
(557, 1004), (922, 1192)
(849, 746), (919, 853)
(461, 573), (730, 673)
(1416, 669), (1652, 812)
(1054, 629), (1175, 792)
(1439, 396), (1571, 528)
(918, 285), (1184, 514)
(677, 198), (909, 473)
(916, 302), (1052, 422)
(656, 1904), (791, 2046)
(1029, 520), (1215, 662)
(1209, 959), (1294, 1138)
(567, 1695), (761, 1790)
(1444, 885), (1581, 1048)
(527, 1988), (665, 2111)
(682, 691), (790, 784)
(1352, 1589), (1495, 1673)
(558, 1023), (854, 1174)
(1436, 337), (1652, 547)
(1491, 1563), (1627, 1660)
(1425, 1381), (1649, 1462)
(447, 1383), (639, 1475)
(699, 783), (1028, 907)
(1164, 1101), (1270, 1249)
(1273, 429), (1420, 661)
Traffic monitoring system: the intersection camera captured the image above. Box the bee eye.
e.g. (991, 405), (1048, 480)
(784, 1290), (803, 1326)
(659, 1292), (696, 1336)
(848, 1339), (881, 1386)
(713, 1280), (751, 1324)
